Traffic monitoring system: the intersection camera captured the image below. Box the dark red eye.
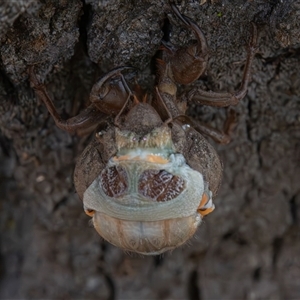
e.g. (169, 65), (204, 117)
(100, 166), (128, 198)
(138, 169), (185, 202)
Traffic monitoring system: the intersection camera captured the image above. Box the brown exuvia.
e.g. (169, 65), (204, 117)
(29, 3), (258, 255)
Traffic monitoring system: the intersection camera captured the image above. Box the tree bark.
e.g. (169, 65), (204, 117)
(0, 0), (300, 299)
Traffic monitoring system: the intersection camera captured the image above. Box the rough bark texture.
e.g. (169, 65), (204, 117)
(0, 0), (300, 299)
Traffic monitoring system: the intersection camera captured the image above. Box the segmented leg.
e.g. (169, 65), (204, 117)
(29, 66), (107, 135)
(170, 2), (208, 58)
(161, 2), (209, 85)
(174, 109), (237, 144)
(191, 109), (238, 144)
(188, 23), (258, 107)
(90, 66), (134, 116)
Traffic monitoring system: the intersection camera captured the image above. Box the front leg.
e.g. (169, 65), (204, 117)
(175, 108), (237, 144)
(191, 109), (238, 144)
(188, 23), (258, 107)
(29, 66), (106, 135)
(161, 2), (209, 85)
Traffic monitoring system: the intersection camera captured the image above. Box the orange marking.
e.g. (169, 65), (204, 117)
(113, 154), (169, 164)
(85, 209), (95, 217)
(198, 193), (215, 216)
(113, 155), (131, 161)
(146, 155), (169, 164)
(198, 193), (209, 209)
(198, 206), (215, 216)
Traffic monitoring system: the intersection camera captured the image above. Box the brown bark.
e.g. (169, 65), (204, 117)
(0, 0), (300, 299)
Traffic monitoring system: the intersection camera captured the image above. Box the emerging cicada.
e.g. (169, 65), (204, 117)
(29, 3), (257, 254)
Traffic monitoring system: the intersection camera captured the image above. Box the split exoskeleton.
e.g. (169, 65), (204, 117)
(29, 3), (257, 255)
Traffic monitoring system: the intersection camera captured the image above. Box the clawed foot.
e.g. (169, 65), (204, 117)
(158, 1), (209, 85)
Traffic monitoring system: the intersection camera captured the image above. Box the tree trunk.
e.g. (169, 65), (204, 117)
(0, 0), (299, 299)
